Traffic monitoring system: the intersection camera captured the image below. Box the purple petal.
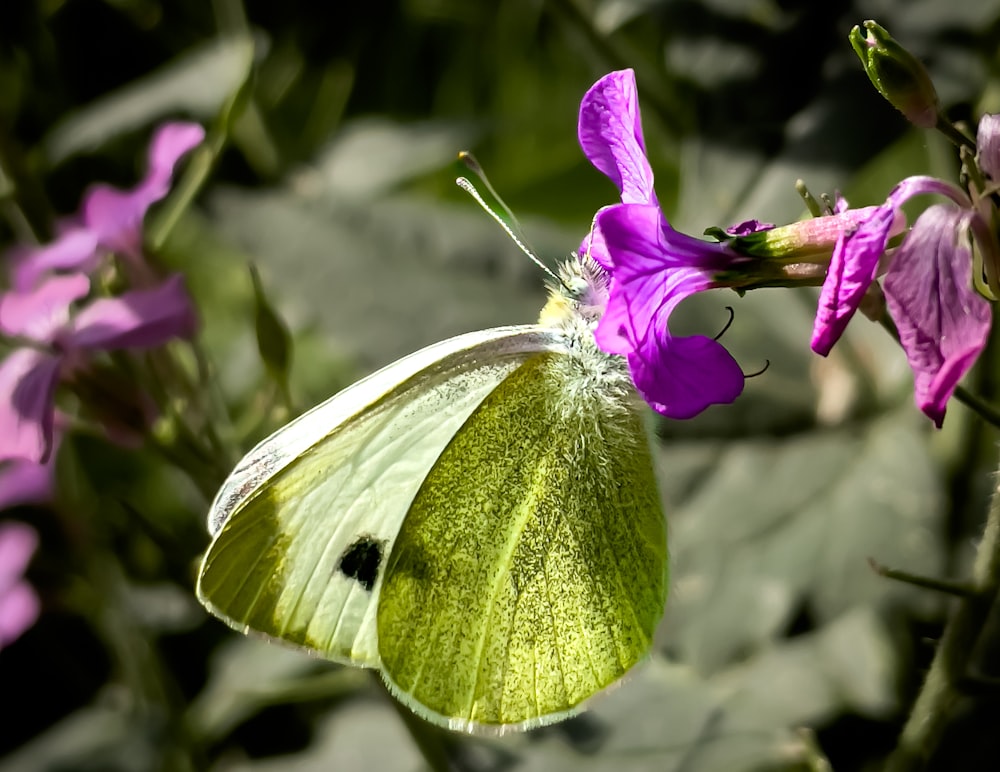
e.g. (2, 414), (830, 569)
(579, 223), (613, 271)
(66, 274), (197, 350)
(0, 274), (90, 342)
(812, 206), (897, 355)
(0, 521), (40, 648)
(883, 205), (991, 427)
(10, 228), (100, 291)
(726, 219), (775, 236)
(0, 580), (40, 649)
(978, 114), (1000, 181)
(628, 334), (745, 419)
(0, 457), (55, 510)
(82, 122), (205, 257)
(0, 521), (38, 583)
(0, 350), (61, 464)
(578, 70), (656, 206)
(812, 176), (969, 356)
(593, 204), (733, 349)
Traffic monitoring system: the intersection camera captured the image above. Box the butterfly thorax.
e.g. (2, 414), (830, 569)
(537, 256), (640, 434)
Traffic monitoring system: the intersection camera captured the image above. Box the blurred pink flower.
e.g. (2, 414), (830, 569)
(0, 521), (39, 651)
(11, 122), (204, 290)
(0, 274), (197, 463)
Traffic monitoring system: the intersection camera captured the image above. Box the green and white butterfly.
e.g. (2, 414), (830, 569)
(196, 255), (668, 733)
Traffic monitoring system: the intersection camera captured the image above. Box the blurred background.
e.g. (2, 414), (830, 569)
(3, 0), (1000, 770)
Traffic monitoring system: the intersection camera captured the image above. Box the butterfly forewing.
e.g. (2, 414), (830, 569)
(197, 327), (565, 667)
(376, 351), (667, 731)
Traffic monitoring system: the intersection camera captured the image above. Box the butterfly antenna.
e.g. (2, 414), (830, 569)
(456, 153), (566, 289)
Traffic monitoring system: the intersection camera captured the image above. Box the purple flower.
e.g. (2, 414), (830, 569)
(811, 171), (994, 427)
(0, 273), (197, 463)
(579, 69), (746, 418)
(12, 122), (205, 291)
(0, 521), (39, 652)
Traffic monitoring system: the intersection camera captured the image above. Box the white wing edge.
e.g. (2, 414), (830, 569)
(206, 324), (562, 535)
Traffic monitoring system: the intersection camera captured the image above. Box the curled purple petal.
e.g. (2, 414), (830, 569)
(66, 274), (197, 350)
(578, 70), (656, 206)
(883, 205), (991, 427)
(0, 350), (61, 464)
(812, 176), (969, 356)
(978, 114), (1000, 181)
(0, 521), (40, 649)
(0, 274), (90, 342)
(811, 207), (896, 355)
(82, 122), (205, 257)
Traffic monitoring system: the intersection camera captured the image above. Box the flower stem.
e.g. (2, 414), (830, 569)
(935, 115), (977, 152)
(876, 313), (1000, 427)
(952, 385), (1000, 428)
(867, 558), (978, 598)
(885, 446), (1000, 770)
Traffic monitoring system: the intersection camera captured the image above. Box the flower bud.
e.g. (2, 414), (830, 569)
(850, 20), (940, 129)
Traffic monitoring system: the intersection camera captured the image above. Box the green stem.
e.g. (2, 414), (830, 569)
(935, 115), (977, 152)
(868, 558), (978, 598)
(885, 446), (1000, 770)
(952, 385), (1000, 428)
(877, 314), (1000, 428)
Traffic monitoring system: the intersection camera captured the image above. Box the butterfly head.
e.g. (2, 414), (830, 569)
(539, 254), (610, 330)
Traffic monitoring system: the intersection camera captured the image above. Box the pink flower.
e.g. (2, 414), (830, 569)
(11, 122), (205, 290)
(0, 274), (197, 463)
(811, 174), (994, 427)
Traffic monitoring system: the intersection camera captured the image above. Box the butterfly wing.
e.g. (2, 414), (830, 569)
(376, 350), (667, 731)
(197, 326), (566, 667)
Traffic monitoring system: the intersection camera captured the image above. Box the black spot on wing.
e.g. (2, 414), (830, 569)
(336, 535), (385, 592)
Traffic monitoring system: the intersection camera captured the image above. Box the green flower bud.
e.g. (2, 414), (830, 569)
(731, 209), (879, 262)
(850, 20), (940, 129)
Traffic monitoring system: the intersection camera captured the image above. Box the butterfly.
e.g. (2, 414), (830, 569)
(196, 254), (668, 733)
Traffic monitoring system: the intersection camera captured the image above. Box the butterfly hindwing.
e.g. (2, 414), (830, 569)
(377, 350), (667, 730)
(197, 326), (566, 666)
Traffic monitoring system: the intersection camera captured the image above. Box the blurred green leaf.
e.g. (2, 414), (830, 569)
(40, 35), (256, 167)
(0, 703), (154, 772)
(188, 637), (368, 743)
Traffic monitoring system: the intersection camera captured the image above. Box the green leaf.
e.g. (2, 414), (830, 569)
(249, 263), (293, 394)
